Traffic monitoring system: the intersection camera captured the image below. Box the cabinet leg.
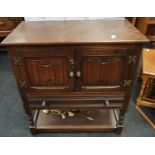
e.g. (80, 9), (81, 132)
(116, 110), (125, 135)
(22, 100), (36, 135)
(116, 127), (123, 135)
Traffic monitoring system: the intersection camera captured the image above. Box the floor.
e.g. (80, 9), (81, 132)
(0, 51), (155, 137)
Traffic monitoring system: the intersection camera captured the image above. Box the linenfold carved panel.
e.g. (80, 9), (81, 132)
(82, 56), (123, 86)
(26, 57), (68, 86)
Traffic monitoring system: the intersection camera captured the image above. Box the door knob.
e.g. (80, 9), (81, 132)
(76, 71), (81, 77)
(69, 71), (74, 77)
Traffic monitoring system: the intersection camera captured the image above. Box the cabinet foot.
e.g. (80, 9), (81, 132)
(30, 127), (37, 135)
(116, 127), (123, 135)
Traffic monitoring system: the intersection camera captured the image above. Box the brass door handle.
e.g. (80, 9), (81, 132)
(76, 71), (81, 77)
(69, 59), (74, 65)
(19, 81), (27, 88)
(69, 71), (74, 77)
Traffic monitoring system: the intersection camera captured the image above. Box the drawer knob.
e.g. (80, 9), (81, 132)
(76, 71), (81, 77)
(69, 71), (74, 77)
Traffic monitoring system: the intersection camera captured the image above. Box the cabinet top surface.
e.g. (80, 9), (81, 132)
(1, 20), (148, 45)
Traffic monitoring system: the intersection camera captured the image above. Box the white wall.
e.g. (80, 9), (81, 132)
(24, 17), (124, 21)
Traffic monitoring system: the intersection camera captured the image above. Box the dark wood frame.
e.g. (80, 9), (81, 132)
(1, 20), (148, 134)
(6, 44), (143, 134)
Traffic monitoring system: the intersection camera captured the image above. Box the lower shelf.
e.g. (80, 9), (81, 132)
(34, 109), (117, 132)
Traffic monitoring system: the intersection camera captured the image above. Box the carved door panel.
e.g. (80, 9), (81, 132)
(76, 48), (132, 92)
(12, 48), (75, 92)
(26, 57), (69, 88)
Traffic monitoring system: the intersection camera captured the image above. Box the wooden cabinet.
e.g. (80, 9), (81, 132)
(1, 20), (148, 134)
(136, 49), (155, 129)
(126, 17), (155, 42)
(134, 17), (155, 42)
(0, 17), (23, 37)
(0, 17), (23, 52)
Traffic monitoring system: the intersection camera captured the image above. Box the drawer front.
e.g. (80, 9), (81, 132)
(9, 46), (75, 92)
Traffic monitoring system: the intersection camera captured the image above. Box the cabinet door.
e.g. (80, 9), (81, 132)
(76, 47), (132, 92)
(11, 47), (75, 93)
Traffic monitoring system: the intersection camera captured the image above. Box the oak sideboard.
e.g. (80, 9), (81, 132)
(1, 20), (148, 134)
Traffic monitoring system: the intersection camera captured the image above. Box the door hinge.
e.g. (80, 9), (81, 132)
(123, 80), (132, 87)
(13, 57), (23, 66)
(128, 56), (137, 64)
(19, 81), (27, 88)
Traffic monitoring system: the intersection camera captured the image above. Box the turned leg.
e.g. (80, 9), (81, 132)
(22, 100), (36, 135)
(116, 110), (126, 134)
(25, 113), (36, 135)
(29, 127), (37, 135)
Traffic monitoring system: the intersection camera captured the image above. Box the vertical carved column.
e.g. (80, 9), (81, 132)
(21, 93), (36, 134)
(116, 110), (126, 134)
(26, 113), (35, 132)
(22, 101), (36, 135)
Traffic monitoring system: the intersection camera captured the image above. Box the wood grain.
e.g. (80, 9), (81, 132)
(35, 109), (117, 131)
(0, 17), (23, 37)
(1, 20), (148, 45)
